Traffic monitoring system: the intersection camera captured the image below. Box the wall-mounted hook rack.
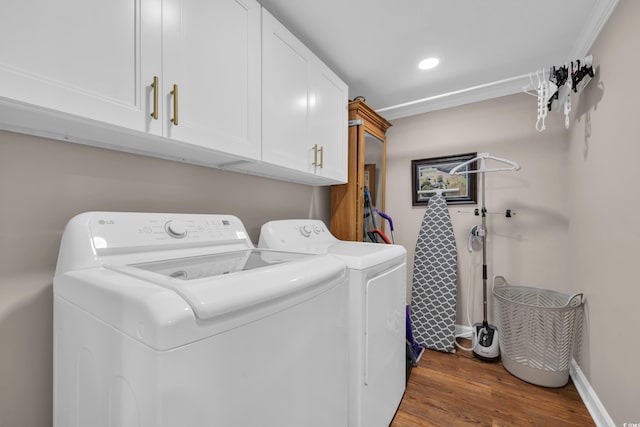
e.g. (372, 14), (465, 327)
(456, 208), (516, 218)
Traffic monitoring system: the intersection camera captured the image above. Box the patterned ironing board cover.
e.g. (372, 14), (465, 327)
(410, 193), (457, 353)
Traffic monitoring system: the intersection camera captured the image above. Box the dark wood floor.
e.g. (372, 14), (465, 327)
(391, 340), (594, 426)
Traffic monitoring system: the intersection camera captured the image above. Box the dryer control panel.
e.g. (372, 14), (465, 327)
(298, 222), (327, 238)
(259, 219), (338, 253)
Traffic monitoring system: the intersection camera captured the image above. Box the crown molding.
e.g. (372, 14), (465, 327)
(377, 0), (620, 121)
(567, 0), (620, 60)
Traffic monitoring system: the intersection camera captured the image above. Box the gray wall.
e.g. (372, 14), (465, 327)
(386, 94), (569, 327)
(567, 0), (640, 423)
(386, 0), (640, 422)
(0, 130), (329, 426)
(4, 1), (639, 424)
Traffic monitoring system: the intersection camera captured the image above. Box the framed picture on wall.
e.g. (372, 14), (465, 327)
(411, 153), (477, 206)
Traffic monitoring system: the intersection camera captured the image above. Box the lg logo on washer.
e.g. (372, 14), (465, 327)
(98, 219), (114, 225)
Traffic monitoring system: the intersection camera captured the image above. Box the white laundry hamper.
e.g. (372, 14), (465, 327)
(492, 276), (583, 387)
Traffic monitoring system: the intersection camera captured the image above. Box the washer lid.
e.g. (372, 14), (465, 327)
(107, 249), (346, 321)
(131, 249), (308, 280)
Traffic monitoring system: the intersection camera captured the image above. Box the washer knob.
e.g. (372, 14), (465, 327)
(166, 220), (188, 238)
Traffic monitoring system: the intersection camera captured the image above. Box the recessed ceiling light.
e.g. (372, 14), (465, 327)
(418, 57), (440, 70)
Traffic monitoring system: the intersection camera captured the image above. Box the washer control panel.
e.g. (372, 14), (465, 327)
(85, 212), (252, 251)
(57, 212), (257, 273)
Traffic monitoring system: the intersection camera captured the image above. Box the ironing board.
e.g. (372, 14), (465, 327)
(410, 193), (457, 353)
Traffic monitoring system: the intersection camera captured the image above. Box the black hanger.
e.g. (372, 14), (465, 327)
(549, 65), (569, 87)
(547, 65), (569, 111)
(571, 59), (594, 92)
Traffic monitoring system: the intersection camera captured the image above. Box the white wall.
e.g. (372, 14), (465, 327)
(0, 130), (329, 426)
(386, 94), (569, 327)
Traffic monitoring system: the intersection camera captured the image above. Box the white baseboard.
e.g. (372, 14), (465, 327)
(570, 360), (615, 427)
(456, 325), (613, 425)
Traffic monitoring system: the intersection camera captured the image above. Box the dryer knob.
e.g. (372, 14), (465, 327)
(166, 220), (188, 238)
(300, 225), (312, 237)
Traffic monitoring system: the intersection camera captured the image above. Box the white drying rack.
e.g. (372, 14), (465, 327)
(449, 152), (520, 175)
(417, 188), (460, 196)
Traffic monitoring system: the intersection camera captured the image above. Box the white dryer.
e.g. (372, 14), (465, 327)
(259, 219), (407, 427)
(54, 212), (349, 427)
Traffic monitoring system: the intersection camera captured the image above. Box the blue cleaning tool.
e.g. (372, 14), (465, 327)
(406, 305), (425, 365)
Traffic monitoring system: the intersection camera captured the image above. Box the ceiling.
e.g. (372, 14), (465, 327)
(258, 0), (619, 119)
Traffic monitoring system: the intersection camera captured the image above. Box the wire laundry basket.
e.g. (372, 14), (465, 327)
(492, 276), (583, 387)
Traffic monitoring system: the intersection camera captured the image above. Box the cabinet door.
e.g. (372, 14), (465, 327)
(162, 0), (261, 161)
(309, 64), (348, 182)
(262, 9), (347, 181)
(0, 0), (161, 135)
(261, 9), (312, 173)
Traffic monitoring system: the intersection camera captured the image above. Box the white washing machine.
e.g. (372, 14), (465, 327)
(259, 219), (407, 427)
(53, 212), (349, 427)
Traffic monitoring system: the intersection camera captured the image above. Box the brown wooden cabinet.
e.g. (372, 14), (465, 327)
(330, 99), (392, 241)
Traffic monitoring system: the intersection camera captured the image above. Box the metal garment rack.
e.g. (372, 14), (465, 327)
(449, 153), (520, 329)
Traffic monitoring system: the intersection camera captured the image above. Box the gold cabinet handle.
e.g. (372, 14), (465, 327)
(170, 84), (179, 126)
(318, 146), (324, 168)
(312, 144), (318, 166)
(150, 76), (159, 120)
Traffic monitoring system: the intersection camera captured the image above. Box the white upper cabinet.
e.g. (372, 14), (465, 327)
(261, 9), (347, 183)
(0, 0), (260, 162)
(162, 0), (261, 160)
(262, 10), (310, 174)
(0, 1), (345, 184)
(309, 64), (348, 182)
(0, 0), (162, 135)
